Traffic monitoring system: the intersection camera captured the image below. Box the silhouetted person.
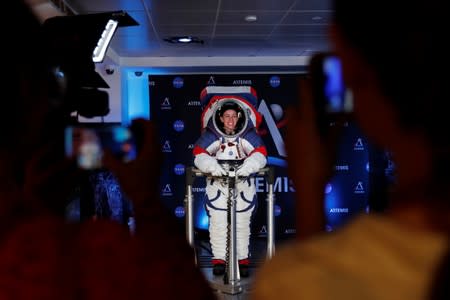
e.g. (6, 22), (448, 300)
(0, 1), (215, 299)
(252, 0), (449, 299)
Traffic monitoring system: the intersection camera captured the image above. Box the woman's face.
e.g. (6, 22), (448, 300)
(220, 109), (238, 134)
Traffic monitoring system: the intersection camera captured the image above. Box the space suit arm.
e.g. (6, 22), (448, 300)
(192, 130), (226, 176)
(236, 131), (267, 177)
(194, 152), (227, 176)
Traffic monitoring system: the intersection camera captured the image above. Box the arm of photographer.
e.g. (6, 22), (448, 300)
(102, 119), (216, 298)
(285, 78), (339, 240)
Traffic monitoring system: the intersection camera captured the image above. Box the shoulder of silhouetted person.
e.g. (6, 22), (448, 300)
(251, 213), (448, 300)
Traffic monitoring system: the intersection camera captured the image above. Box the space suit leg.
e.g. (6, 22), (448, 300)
(236, 207), (254, 261)
(205, 185), (228, 261)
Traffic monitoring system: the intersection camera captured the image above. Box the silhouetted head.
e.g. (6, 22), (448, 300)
(332, 0), (450, 199)
(2, 0), (66, 181)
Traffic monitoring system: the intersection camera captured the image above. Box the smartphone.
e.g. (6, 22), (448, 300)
(65, 125), (137, 169)
(309, 52), (353, 136)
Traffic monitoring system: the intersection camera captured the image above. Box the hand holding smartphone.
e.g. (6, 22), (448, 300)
(65, 125), (137, 170)
(308, 52), (353, 137)
(288, 53), (354, 239)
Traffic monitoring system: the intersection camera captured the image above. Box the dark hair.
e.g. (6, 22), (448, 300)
(218, 101), (242, 117)
(2, 0), (45, 142)
(3, 0), (64, 149)
(333, 0), (450, 189)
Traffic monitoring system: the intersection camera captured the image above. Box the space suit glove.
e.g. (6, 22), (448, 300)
(235, 164), (252, 177)
(236, 153), (266, 177)
(195, 153), (226, 176)
(210, 163), (227, 177)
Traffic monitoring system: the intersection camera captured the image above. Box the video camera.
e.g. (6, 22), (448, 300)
(41, 11), (138, 121)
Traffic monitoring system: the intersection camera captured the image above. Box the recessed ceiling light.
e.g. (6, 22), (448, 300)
(178, 37), (192, 43)
(245, 15), (257, 22)
(163, 36), (204, 44)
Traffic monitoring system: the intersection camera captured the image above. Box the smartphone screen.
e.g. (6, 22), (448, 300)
(322, 55), (353, 114)
(309, 53), (353, 136)
(65, 125), (137, 169)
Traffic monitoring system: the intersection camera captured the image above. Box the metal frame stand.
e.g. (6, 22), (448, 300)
(222, 163), (241, 294)
(265, 167), (276, 259)
(184, 167), (197, 265)
(184, 166), (275, 295)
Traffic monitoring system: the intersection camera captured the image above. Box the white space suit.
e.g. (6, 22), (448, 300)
(193, 100), (267, 264)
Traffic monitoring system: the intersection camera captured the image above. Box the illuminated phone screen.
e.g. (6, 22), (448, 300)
(322, 55), (353, 114)
(65, 125), (137, 170)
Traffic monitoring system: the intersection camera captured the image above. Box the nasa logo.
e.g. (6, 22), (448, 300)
(173, 76), (184, 88)
(269, 75), (281, 88)
(324, 183), (333, 194)
(174, 163), (185, 175)
(173, 120), (185, 132)
(174, 206), (185, 218)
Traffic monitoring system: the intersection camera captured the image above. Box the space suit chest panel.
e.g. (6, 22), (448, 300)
(215, 138), (245, 161)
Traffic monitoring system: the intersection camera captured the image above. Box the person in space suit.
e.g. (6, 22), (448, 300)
(193, 100), (267, 277)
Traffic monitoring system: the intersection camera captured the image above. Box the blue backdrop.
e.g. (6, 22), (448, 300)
(148, 73), (372, 238)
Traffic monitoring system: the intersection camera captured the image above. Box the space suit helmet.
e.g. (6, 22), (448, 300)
(214, 100), (247, 137)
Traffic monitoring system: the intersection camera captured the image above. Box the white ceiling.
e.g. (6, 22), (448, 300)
(60, 0), (333, 59)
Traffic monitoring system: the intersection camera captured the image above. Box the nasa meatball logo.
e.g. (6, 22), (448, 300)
(174, 206), (185, 218)
(174, 163), (185, 175)
(173, 120), (185, 132)
(173, 76), (184, 88)
(269, 76), (281, 88)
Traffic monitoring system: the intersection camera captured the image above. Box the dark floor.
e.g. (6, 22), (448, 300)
(194, 233), (294, 299)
